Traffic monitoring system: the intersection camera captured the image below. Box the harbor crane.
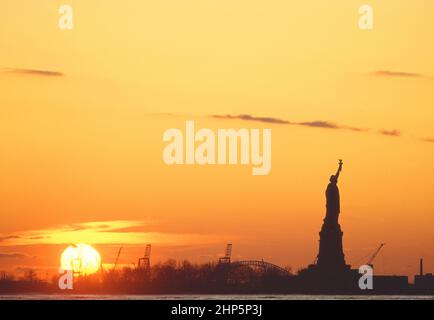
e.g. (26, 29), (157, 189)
(367, 243), (386, 268)
(219, 244), (232, 264)
(71, 257), (82, 276)
(113, 246), (123, 271)
(138, 244), (152, 270)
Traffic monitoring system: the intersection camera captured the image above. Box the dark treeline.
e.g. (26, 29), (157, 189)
(0, 270), (51, 294)
(0, 260), (296, 294)
(2, 262), (433, 295)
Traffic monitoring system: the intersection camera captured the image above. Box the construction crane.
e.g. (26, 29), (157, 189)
(219, 244), (232, 264)
(71, 257), (82, 276)
(113, 246), (123, 271)
(367, 243), (386, 268)
(138, 244), (152, 270)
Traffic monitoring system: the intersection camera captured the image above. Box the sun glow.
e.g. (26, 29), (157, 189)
(60, 244), (101, 276)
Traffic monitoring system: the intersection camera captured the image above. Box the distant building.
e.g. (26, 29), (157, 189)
(414, 274), (434, 293)
(373, 275), (409, 294)
(413, 258), (434, 293)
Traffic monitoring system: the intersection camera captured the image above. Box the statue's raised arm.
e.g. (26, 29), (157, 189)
(335, 159), (343, 182)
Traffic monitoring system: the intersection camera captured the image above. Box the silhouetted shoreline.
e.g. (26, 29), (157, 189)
(1, 260), (433, 295)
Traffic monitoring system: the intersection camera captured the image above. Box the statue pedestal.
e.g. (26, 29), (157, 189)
(316, 220), (348, 273)
(297, 220), (353, 292)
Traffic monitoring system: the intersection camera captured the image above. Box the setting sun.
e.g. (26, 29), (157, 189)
(60, 244), (101, 276)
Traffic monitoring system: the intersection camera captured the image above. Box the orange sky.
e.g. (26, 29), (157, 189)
(1, 0), (434, 279)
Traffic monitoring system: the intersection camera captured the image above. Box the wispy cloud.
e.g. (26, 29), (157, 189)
(0, 236), (21, 242)
(370, 70), (433, 80)
(212, 114), (290, 125)
(211, 114), (367, 132)
(0, 253), (27, 260)
(1, 68), (64, 77)
(0, 220), (232, 247)
(298, 121), (366, 132)
(378, 129), (401, 137)
(157, 113), (432, 141)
